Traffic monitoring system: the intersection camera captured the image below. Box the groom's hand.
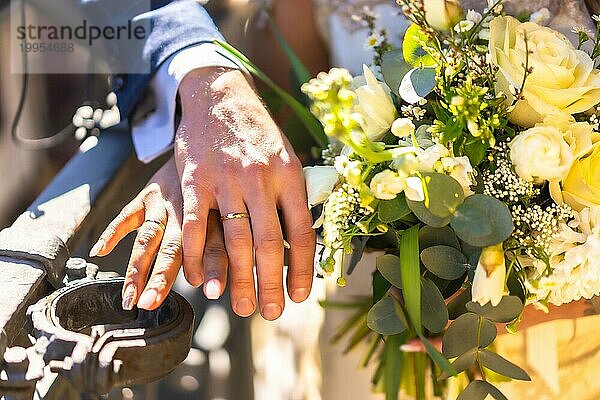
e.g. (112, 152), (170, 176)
(175, 67), (316, 320)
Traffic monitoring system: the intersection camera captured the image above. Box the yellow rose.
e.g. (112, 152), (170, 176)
(423, 0), (463, 32)
(489, 16), (600, 127)
(560, 143), (600, 211)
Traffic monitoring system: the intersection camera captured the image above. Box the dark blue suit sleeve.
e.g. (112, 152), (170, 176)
(111, 0), (225, 118)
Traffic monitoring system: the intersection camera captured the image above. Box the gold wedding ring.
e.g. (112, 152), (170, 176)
(220, 212), (250, 222)
(144, 219), (166, 231)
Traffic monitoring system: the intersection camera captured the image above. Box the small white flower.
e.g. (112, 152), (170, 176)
(334, 156), (362, 187)
(416, 144), (450, 172)
(391, 118), (415, 138)
(472, 243), (507, 307)
(370, 170), (406, 200)
(440, 156), (476, 196)
(365, 31), (383, 49)
(466, 9), (482, 24)
(529, 8), (551, 25)
(454, 19), (475, 33)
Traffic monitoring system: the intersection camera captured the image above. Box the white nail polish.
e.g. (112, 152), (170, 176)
(137, 289), (158, 310)
(89, 239), (105, 257)
(205, 280), (221, 300)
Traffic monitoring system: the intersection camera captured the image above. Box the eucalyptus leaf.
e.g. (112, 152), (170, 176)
(399, 67), (437, 104)
(447, 288), (472, 320)
(378, 194), (411, 223)
(421, 277), (449, 333)
(407, 199), (452, 227)
(419, 226), (461, 250)
(367, 297), (407, 335)
(457, 380), (508, 400)
(376, 254), (403, 288)
(373, 270), (392, 304)
(451, 194), (513, 247)
(381, 49), (412, 96)
(421, 245), (468, 280)
(442, 313), (497, 358)
(478, 349), (531, 381)
(466, 296), (524, 323)
(440, 348), (477, 379)
(422, 173), (465, 218)
(403, 24), (436, 67)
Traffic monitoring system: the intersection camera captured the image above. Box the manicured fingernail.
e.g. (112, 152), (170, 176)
(89, 240), (105, 257)
(187, 273), (204, 287)
(290, 288), (308, 302)
(400, 344), (422, 353)
(235, 298), (255, 317)
(205, 280), (221, 300)
(122, 284), (137, 310)
(283, 240), (291, 249)
(261, 303), (283, 320)
(137, 289), (158, 310)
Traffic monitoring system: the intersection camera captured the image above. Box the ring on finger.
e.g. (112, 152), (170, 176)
(143, 219), (166, 231)
(220, 212), (250, 222)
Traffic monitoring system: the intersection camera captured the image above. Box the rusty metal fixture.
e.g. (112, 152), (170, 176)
(27, 277), (194, 397)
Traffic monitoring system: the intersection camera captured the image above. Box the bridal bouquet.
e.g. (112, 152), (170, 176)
(299, 0), (600, 398)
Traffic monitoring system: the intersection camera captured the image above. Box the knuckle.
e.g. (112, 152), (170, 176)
(226, 230), (252, 249)
(148, 274), (169, 291)
(290, 226), (316, 247)
(231, 276), (254, 290)
(255, 232), (284, 254)
(204, 242), (228, 261)
(259, 280), (282, 297)
(160, 239), (182, 261)
(125, 266), (143, 282)
(135, 228), (159, 248)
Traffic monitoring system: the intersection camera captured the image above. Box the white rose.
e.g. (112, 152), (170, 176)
(353, 65), (397, 141)
(370, 170), (406, 200)
(509, 124), (574, 183)
(472, 243), (507, 307)
(303, 166), (339, 208)
(416, 144), (450, 172)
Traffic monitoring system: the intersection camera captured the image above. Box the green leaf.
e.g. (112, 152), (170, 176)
(399, 67), (437, 104)
(440, 348), (477, 379)
(403, 24), (436, 67)
(451, 194), (514, 247)
(478, 349), (531, 381)
(399, 225), (422, 332)
(384, 333), (407, 400)
(417, 332), (456, 377)
(421, 245), (468, 280)
(421, 277), (449, 333)
(381, 49), (412, 95)
(447, 288), (472, 320)
(466, 296), (524, 323)
(367, 297), (407, 335)
(376, 254), (403, 288)
(464, 139), (489, 166)
(347, 236), (369, 275)
(378, 194), (411, 223)
(442, 313), (497, 358)
(214, 40), (327, 147)
(457, 380), (508, 400)
(419, 226), (461, 250)
(373, 270), (392, 304)
(406, 199), (452, 227)
(422, 173), (465, 218)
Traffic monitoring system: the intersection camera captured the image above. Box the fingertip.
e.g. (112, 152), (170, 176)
(290, 287), (309, 303)
(204, 279), (222, 300)
(89, 239), (105, 258)
(137, 288), (159, 310)
(185, 268), (204, 287)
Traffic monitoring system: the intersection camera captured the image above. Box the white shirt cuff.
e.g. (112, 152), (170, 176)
(131, 42), (246, 163)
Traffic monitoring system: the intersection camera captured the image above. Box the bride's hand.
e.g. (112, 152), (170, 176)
(89, 157), (228, 311)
